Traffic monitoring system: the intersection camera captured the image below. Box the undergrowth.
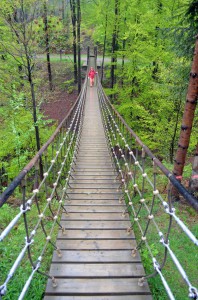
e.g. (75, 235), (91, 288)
(0, 197), (60, 300)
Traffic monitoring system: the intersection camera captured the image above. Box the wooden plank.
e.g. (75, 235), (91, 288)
(73, 166), (114, 170)
(68, 188), (119, 192)
(79, 146), (108, 150)
(67, 189), (121, 194)
(70, 175), (117, 180)
(79, 140), (107, 143)
(69, 183), (119, 189)
(44, 278), (151, 295)
(77, 154), (110, 158)
(56, 239), (136, 250)
(73, 169), (116, 173)
(66, 194), (121, 200)
(44, 296), (153, 300)
(79, 149), (110, 152)
(76, 160), (112, 163)
(75, 163), (113, 167)
(60, 220), (131, 229)
(71, 171), (117, 176)
(49, 263), (145, 277)
(69, 179), (118, 183)
(51, 250), (141, 262)
(65, 205), (125, 213)
(64, 200), (123, 205)
(66, 194), (123, 199)
(57, 229), (134, 239)
(78, 154), (111, 157)
(76, 156), (112, 160)
(61, 212), (130, 220)
(79, 138), (106, 140)
(69, 178), (118, 182)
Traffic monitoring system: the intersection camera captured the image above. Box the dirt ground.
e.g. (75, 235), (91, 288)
(40, 89), (78, 124)
(39, 59), (80, 124)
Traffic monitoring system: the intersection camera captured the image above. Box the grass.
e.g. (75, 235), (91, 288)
(126, 187), (198, 300)
(0, 199), (60, 300)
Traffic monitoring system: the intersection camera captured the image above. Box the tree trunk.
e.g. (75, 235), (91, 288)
(121, 17), (126, 88)
(189, 143), (198, 195)
(65, 0), (70, 35)
(62, 0), (65, 21)
(169, 95), (183, 163)
(26, 52), (43, 178)
(70, 0), (78, 83)
(101, 12), (108, 83)
(110, 0), (119, 90)
(21, 1), (43, 177)
(44, 1), (53, 91)
(94, 46), (97, 61)
(172, 35), (198, 199)
(77, 0), (81, 93)
(87, 46), (90, 65)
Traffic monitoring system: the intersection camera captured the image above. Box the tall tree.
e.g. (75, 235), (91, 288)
(172, 36), (198, 198)
(62, 0), (65, 21)
(121, 16), (126, 88)
(110, 0), (119, 90)
(0, 0), (44, 177)
(43, 0), (53, 91)
(77, 0), (81, 93)
(101, 10), (108, 83)
(70, 0), (77, 83)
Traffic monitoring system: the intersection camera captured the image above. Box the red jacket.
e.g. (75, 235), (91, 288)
(88, 69), (97, 79)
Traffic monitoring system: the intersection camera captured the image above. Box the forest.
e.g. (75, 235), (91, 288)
(0, 0), (197, 194)
(0, 1), (197, 299)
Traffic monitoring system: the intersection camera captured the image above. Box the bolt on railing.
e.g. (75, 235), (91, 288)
(0, 77), (87, 299)
(97, 77), (198, 300)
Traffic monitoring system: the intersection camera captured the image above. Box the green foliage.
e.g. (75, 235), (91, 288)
(34, 15), (72, 52)
(0, 204), (14, 228)
(62, 78), (75, 93)
(0, 92), (55, 179)
(0, 0), (197, 298)
(82, 0), (197, 162)
(0, 199), (59, 300)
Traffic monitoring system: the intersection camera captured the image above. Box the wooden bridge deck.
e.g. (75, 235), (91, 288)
(44, 78), (152, 299)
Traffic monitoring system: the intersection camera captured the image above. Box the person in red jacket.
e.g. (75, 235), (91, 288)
(88, 67), (97, 87)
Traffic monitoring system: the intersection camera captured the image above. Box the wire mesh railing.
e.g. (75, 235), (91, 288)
(97, 78), (198, 300)
(0, 77), (87, 299)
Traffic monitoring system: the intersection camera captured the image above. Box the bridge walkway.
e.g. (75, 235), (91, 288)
(44, 78), (152, 299)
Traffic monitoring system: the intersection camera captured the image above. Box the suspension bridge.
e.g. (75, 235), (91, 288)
(0, 54), (198, 300)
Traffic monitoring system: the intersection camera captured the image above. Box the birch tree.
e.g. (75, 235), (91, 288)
(43, 0), (53, 90)
(0, 0), (44, 177)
